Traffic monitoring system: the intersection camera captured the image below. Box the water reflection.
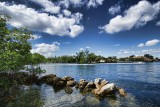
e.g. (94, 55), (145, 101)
(1, 63), (160, 107)
(2, 85), (44, 107)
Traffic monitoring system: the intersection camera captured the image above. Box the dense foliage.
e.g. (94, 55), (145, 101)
(0, 14), (45, 74)
(0, 15), (32, 72)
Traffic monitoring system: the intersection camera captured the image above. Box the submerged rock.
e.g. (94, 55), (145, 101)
(118, 88), (127, 97)
(86, 96), (100, 106)
(65, 86), (73, 94)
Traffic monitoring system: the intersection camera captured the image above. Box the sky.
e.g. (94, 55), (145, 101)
(0, 0), (160, 57)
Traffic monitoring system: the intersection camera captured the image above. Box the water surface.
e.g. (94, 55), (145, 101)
(6, 63), (160, 107)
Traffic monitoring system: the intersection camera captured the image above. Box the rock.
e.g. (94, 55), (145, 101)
(118, 88), (127, 97)
(56, 80), (66, 87)
(100, 83), (116, 92)
(62, 76), (74, 81)
(39, 74), (56, 83)
(65, 86), (73, 94)
(85, 81), (96, 89)
(78, 79), (88, 90)
(93, 83), (117, 96)
(67, 80), (77, 87)
(53, 77), (62, 83)
(46, 78), (54, 84)
(94, 78), (102, 89)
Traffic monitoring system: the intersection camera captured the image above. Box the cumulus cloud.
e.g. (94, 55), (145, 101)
(63, 9), (71, 17)
(145, 39), (160, 46)
(137, 43), (145, 47)
(30, 0), (60, 14)
(69, 0), (83, 6)
(137, 39), (160, 47)
(108, 4), (121, 15)
(0, 2), (84, 37)
(58, 0), (104, 8)
(100, 0), (160, 34)
(87, 0), (104, 8)
(156, 21), (160, 26)
(30, 34), (42, 40)
(31, 42), (60, 57)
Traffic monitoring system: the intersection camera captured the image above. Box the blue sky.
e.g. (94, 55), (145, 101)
(0, 0), (160, 57)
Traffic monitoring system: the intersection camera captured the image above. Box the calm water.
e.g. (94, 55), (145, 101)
(6, 62), (160, 107)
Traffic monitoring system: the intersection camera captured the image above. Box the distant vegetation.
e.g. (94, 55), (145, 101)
(47, 50), (160, 64)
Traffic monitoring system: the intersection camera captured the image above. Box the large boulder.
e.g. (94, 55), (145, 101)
(62, 76), (74, 81)
(67, 80), (77, 87)
(93, 78), (116, 96)
(76, 79), (88, 90)
(39, 74), (56, 83)
(85, 81), (96, 88)
(56, 80), (66, 87)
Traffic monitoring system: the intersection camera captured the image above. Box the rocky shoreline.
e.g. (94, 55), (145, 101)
(0, 72), (127, 101)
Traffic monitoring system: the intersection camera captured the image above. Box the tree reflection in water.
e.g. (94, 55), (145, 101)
(1, 85), (44, 107)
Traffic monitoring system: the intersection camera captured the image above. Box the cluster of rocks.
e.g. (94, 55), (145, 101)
(0, 72), (127, 97)
(38, 74), (127, 97)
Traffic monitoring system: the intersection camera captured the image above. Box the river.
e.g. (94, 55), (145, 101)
(5, 62), (160, 107)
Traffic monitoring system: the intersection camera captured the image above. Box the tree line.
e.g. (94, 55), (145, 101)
(46, 50), (160, 63)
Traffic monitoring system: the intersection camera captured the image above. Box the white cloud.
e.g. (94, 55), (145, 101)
(59, 0), (104, 8)
(117, 48), (160, 55)
(85, 46), (91, 49)
(113, 44), (120, 46)
(145, 39), (160, 46)
(30, 0), (60, 14)
(31, 42), (60, 57)
(137, 43), (145, 47)
(118, 49), (130, 54)
(69, 0), (83, 6)
(108, 4), (121, 15)
(80, 48), (84, 51)
(0, 2), (84, 37)
(58, 0), (70, 8)
(138, 39), (160, 47)
(53, 41), (61, 45)
(63, 9), (71, 17)
(156, 21), (160, 26)
(30, 34), (42, 40)
(87, 0), (104, 8)
(100, 0), (160, 34)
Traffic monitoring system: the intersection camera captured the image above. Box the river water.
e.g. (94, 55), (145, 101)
(5, 62), (160, 107)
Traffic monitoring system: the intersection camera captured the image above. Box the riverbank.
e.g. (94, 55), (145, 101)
(0, 72), (127, 106)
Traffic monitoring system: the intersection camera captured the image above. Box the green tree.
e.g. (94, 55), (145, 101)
(87, 53), (97, 63)
(27, 53), (46, 75)
(144, 54), (154, 59)
(0, 14), (32, 72)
